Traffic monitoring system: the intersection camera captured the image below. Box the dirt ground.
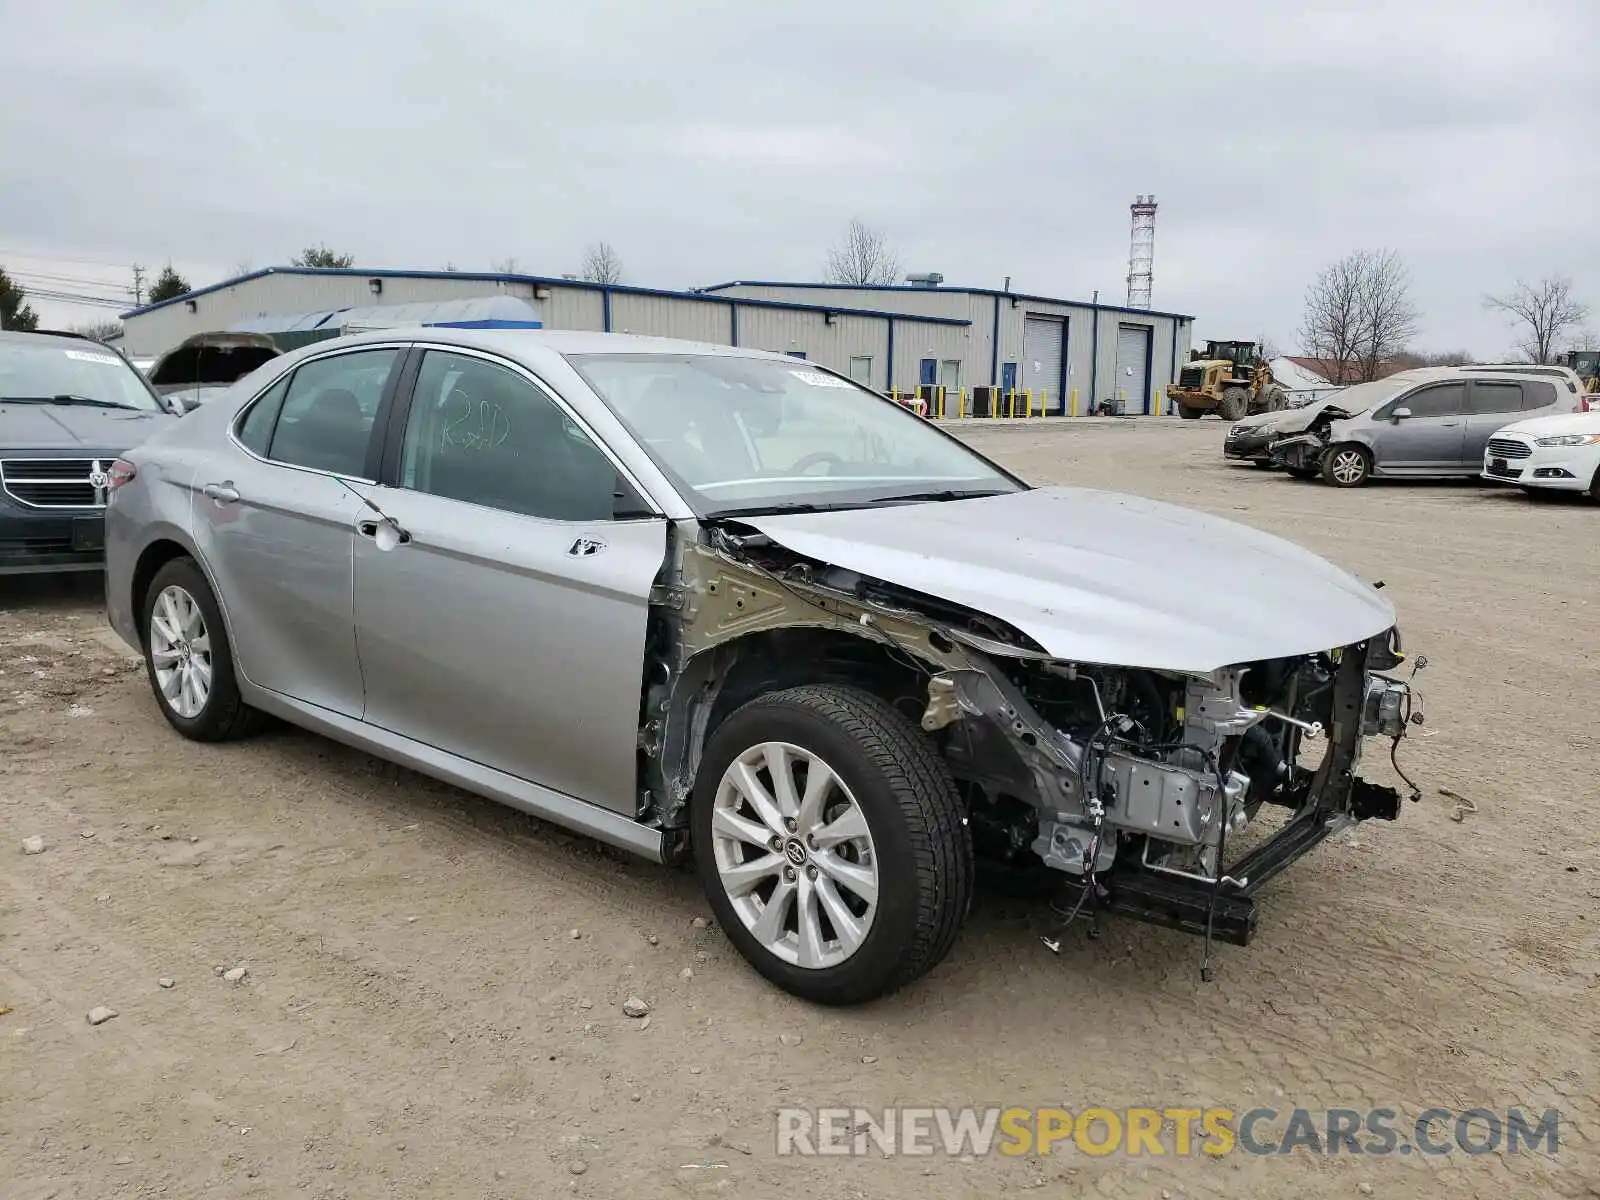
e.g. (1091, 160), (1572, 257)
(2, 419), (1595, 1200)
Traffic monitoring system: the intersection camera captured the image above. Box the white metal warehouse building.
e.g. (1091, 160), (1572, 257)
(119, 268), (1194, 415)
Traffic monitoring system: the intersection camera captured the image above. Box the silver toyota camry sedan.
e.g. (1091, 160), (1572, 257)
(105, 329), (1422, 1004)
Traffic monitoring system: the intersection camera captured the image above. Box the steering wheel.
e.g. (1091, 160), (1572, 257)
(791, 450), (846, 476)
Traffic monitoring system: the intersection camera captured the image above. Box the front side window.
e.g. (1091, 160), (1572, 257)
(0, 340), (164, 412)
(266, 348), (398, 476)
(565, 353), (1022, 516)
(397, 350), (621, 522)
(1393, 383), (1464, 419)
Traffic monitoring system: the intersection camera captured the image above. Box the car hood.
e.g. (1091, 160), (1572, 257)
(741, 487), (1396, 675)
(1229, 411), (1280, 432)
(1494, 411), (1600, 438)
(0, 402), (174, 450)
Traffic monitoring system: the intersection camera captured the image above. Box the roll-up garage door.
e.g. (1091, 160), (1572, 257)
(1114, 324), (1152, 415)
(1021, 315), (1065, 415)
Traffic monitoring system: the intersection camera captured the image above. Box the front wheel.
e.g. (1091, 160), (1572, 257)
(1177, 403), (1203, 420)
(691, 685), (972, 1005)
(142, 557), (265, 741)
(1322, 444), (1372, 488)
(1285, 465), (1318, 480)
(1219, 387), (1249, 421)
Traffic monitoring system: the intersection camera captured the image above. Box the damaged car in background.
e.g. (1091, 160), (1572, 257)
(1270, 366), (1578, 488)
(103, 330), (1425, 1005)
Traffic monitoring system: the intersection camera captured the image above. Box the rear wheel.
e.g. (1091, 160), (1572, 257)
(1177, 404), (1203, 420)
(691, 684), (972, 1005)
(1219, 387), (1249, 421)
(1322, 444), (1372, 488)
(1263, 386), (1288, 412)
(142, 558), (264, 741)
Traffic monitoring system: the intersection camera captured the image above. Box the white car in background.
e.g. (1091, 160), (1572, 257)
(1482, 410), (1600, 498)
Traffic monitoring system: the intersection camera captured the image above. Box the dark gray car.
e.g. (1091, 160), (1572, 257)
(0, 330), (177, 574)
(1270, 367), (1574, 487)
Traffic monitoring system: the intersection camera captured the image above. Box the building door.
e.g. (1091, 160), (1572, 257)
(918, 358), (937, 387)
(848, 356), (873, 386)
(1001, 362), (1017, 394)
(939, 360), (961, 393)
(1021, 316), (1065, 414)
(1114, 324), (1152, 415)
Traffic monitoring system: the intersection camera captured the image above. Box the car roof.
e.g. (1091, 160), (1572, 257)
(0, 329), (116, 349)
(293, 326), (794, 366)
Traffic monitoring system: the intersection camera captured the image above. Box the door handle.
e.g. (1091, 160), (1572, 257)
(202, 482), (240, 503)
(1439, 422), (1460, 428)
(357, 519), (411, 546)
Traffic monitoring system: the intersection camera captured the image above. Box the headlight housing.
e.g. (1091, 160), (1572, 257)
(1534, 433), (1600, 447)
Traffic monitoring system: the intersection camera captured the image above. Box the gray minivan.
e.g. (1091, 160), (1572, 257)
(1269, 367), (1572, 487)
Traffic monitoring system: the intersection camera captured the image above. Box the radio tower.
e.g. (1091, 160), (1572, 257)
(1126, 195), (1157, 309)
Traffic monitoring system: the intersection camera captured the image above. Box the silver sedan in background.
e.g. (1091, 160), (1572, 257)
(104, 329), (1418, 1004)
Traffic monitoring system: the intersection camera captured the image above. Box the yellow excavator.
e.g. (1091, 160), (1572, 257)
(1563, 349), (1599, 395)
(1169, 340), (1287, 421)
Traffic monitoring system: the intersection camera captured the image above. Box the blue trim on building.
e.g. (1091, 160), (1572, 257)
(120, 266), (972, 327)
(989, 293), (1000, 386)
(729, 302), (738, 346)
(698, 279), (1196, 323)
(886, 319), (895, 391)
(601, 287), (612, 332)
(1089, 307), (1101, 412)
(1057, 317), (1070, 416)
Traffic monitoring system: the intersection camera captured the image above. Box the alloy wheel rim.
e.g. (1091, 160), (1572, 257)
(710, 741), (879, 969)
(150, 585), (213, 719)
(1333, 451), (1365, 484)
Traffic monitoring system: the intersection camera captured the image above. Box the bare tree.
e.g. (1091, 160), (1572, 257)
(580, 241), (623, 285)
(1256, 333), (1280, 361)
(825, 219), (902, 286)
(1299, 250), (1419, 383)
(291, 244), (356, 269)
(72, 320), (122, 343)
(1484, 276), (1590, 364)
(491, 256), (520, 274)
(1353, 250), (1419, 383)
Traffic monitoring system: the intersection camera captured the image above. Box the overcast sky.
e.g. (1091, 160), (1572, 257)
(3, 0), (1597, 354)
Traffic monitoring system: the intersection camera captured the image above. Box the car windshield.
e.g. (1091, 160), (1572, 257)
(566, 352), (1024, 516)
(0, 341), (164, 412)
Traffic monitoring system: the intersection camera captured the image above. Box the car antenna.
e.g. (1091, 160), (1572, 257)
(335, 476), (409, 550)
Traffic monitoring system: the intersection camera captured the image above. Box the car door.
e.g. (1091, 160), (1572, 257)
(350, 345), (668, 815)
(191, 345), (404, 718)
(1369, 382), (1465, 472)
(1461, 381), (1530, 466)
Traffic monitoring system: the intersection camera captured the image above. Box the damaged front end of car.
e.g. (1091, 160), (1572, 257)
(1268, 404), (1361, 474)
(637, 517), (1424, 966)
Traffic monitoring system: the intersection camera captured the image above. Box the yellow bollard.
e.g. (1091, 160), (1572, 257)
(1069, 387), (1079, 417)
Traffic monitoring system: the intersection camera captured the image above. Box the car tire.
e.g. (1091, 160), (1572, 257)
(1285, 465), (1318, 480)
(1322, 444), (1372, 488)
(691, 684), (972, 1005)
(1177, 404), (1202, 420)
(1219, 387), (1249, 421)
(141, 557), (265, 742)
(1264, 386), (1288, 412)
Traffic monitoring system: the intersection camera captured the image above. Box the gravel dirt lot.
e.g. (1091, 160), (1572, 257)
(2, 419), (1595, 1199)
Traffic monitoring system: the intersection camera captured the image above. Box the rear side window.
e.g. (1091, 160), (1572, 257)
(1465, 382), (1522, 415)
(264, 349), (399, 476)
(1521, 380), (1558, 410)
(236, 374), (291, 455)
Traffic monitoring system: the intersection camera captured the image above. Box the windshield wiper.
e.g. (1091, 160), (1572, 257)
(863, 487), (1012, 505)
(0, 394), (140, 410)
(708, 501), (842, 518)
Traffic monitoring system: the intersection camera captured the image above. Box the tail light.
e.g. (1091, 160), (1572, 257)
(107, 458), (137, 490)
